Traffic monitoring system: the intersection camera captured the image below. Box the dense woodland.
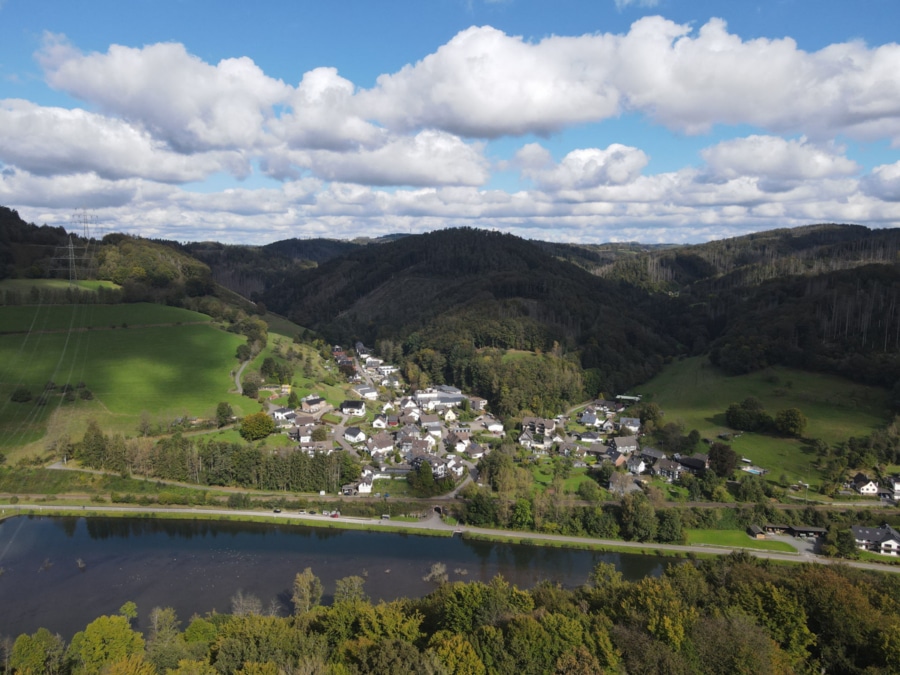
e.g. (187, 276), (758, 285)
(6, 553), (900, 674)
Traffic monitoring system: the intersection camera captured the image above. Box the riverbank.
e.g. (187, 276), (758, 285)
(4, 501), (900, 574)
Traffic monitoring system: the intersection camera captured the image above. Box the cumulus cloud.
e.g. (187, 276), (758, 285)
(265, 130), (489, 186)
(37, 33), (290, 152)
(357, 25), (621, 137)
(0, 99), (244, 182)
(700, 135), (859, 192)
(6, 20), (900, 244)
(518, 143), (649, 191)
(862, 162), (900, 201)
(353, 17), (900, 144)
(613, 17), (900, 140)
(269, 67), (383, 152)
(615, 0), (660, 9)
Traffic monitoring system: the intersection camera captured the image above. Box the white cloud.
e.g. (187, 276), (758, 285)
(519, 143), (649, 191)
(357, 25), (621, 137)
(614, 17), (900, 141)
(37, 33), (290, 152)
(265, 130), (489, 187)
(0, 99), (244, 182)
(700, 135), (859, 192)
(615, 0), (660, 9)
(353, 18), (900, 144)
(862, 162), (900, 201)
(269, 67), (383, 152)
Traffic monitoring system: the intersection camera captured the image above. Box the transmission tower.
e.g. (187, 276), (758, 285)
(48, 209), (101, 284)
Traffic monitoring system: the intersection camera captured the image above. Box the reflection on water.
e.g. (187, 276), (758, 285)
(0, 515), (671, 638)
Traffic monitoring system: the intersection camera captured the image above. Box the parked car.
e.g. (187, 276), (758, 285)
(298, 509), (307, 514)
(273, 508), (281, 513)
(322, 510), (331, 516)
(331, 512), (340, 518)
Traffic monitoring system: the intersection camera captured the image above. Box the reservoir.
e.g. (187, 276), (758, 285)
(0, 516), (670, 638)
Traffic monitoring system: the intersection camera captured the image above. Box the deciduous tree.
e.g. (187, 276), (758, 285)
(239, 412), (275, 441)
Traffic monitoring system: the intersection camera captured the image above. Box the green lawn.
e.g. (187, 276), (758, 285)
(686, 529), (798, 552)
(637, 356), (890, 489)
(0, 305), (250, 452)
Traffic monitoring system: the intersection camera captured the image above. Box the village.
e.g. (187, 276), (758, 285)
(260, 343), (900, 558)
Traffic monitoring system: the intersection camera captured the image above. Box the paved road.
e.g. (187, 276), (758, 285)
(233, 359), (250, 394)
(3, 503), (899, 575)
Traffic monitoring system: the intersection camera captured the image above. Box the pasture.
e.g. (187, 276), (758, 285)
(0, 304), (248, 454)
(638, 356), (890, 488)
(685, 529), (798, 553)
(0, 279), (120, 293)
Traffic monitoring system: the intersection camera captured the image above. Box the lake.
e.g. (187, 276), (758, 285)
(0, 515), (671, 638)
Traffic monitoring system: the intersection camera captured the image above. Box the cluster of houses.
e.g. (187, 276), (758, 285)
(518, 403), (712, 492)
(338, 387), (500, 492)
(848, 472), (900, 501)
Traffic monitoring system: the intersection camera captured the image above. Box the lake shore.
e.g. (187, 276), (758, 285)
(4, 500), (900, 574)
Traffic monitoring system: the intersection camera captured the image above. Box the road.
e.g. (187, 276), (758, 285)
(233, 358), (250, 394)
(3, 502), (899, 575)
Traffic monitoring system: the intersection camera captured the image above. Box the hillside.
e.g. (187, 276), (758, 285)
(4, 204), (899, 414)
(262, 227), (681, 400)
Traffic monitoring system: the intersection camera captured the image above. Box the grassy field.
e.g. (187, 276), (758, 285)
(0, 279), (120, 293)
(637, 356), (890, 488)
(263, 312), (306, 338)
(0, 303), (211, 333)
(0, 304), (250, 453)
(685, 529), (798, 552)
(501, 350), (535, 364)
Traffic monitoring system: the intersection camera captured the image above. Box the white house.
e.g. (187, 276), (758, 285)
(340, 400), (366, 416)
(343, 426), (366, 444)
(619, 417), (641, 434)
(354, 385), (378, 400)
(851, 524), (900, 556)
(626, 456), (646, 475)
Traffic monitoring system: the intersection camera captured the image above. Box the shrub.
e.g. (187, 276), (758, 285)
(10, 387), (32, 403)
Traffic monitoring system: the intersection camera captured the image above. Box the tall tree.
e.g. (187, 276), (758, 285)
(292, 568), (324, 615)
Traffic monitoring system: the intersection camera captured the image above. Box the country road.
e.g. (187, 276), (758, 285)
(3, 502), (899, 575)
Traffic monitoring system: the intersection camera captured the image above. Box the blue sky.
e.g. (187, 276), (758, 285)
(1, 0), (900, 244)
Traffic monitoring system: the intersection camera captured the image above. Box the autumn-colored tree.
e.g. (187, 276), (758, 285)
(239, 412), (275, 441)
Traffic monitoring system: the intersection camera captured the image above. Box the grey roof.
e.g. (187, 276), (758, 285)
(851, 524), (900, 544)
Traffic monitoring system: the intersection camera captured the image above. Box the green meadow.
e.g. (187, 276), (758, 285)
(685, 529), (798, 552)
(638, 356), (890, 489)
(0, 302), (210, 333)
(0, 304), (250, 453)
(0, 278), (120, 293)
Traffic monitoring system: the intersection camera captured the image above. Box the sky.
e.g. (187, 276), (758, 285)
(1, 0), (900, 245)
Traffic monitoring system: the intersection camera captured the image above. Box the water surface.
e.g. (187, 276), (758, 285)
(0, 516), (669, 637)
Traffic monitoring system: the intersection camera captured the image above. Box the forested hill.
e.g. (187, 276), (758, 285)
(600, 223), (900, 292)
(0, 206), (74, 279)
(262, 227), (681, 402)
(592, 223), (900, 390)
(183, 238), (365, 298)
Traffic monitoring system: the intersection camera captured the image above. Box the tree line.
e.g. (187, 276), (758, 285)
(73, 422), (360, 494)
(6, 552), (900, 673)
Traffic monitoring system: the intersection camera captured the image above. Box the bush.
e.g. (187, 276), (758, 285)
(10, 387), (32, 403)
